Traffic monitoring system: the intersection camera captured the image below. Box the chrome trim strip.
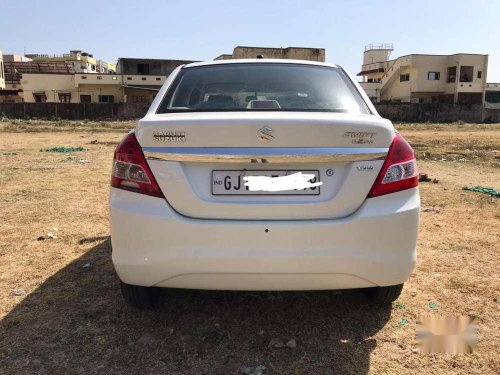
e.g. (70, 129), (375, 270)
(143, 147), (388, 163)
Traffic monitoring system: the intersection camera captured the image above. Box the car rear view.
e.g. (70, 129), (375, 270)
(110, 60), (420, 308)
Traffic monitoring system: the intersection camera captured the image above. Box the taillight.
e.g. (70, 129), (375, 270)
(111, 132), (164, 198)
(367, 133), (418, 198)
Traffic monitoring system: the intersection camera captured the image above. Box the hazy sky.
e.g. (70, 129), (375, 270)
(1, 0), (499, 81)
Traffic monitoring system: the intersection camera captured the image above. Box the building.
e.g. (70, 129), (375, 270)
(97, 59), (116, 74)
(116, 57), (194, 75)
(25, 50), (116, 74)
(358, 44), (488, 104)
(0, 61), (76, 103)
(1, 69), (124, 104)
(0, 57), (195, 104)
(486, 83), (500, 102)
(215, 46), (325, 62)
(115, 57), (195, 103)
(0, 50), (5, 90)
(3, 54), (32, 63)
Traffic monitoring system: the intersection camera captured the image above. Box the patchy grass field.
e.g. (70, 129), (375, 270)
(0, 121), (499, 374)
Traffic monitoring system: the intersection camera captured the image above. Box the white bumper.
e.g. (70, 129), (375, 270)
(110, 187), (419, 290)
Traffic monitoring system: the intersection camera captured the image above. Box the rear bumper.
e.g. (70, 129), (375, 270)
(110, 187), (419, 290)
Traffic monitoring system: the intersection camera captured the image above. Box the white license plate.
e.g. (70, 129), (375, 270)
(212, 170), (320, 195)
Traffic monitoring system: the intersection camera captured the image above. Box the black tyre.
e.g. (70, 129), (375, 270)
(364, 283), (404, 304)
(120, 281), (161, 309)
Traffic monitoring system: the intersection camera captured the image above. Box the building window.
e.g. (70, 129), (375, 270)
(33, 93), (47, 103)
(141, 77), (147, 81)
(81, 75), (87, 79)
(112, 76), (118, 80)
(137, 63), (150, 75)
(97, 76), (103, 80)
(127, 77), (132, 80)
(156, 77), (161, 81)
(400, 73), (410, 82)
(80, 95), (91, 103)
(98, 95), (114, 103)
(477, 71), (482, 79)
(58, 93), (71, 103)
(428, 72), (440, 80)
(447, 67), (457, 83)
(459, 66), (473, 82)
(132, 95), (148, 103)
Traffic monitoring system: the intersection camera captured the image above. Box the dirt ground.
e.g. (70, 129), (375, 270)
(0, 120), (499, 375)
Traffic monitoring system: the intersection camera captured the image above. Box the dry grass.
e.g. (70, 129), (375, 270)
(0, 118), (136, 133)
(0, 121), (499, 374)
(395, 123), (500, 169)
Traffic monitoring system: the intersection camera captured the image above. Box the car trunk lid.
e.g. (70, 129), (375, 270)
(136, 112), (395, 220)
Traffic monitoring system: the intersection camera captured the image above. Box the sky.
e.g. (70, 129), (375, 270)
(1, 0), (499, 81)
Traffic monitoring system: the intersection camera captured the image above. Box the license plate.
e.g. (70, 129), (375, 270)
(212, 170), (321, 195)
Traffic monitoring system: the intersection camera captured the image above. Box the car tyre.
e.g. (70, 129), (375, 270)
(364, 283), (404, 304)
(120, 281), (160, 309)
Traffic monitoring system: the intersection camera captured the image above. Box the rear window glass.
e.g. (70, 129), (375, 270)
(157, 63), (369, 114)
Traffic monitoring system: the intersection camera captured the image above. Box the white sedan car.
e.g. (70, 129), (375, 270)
(110, 59), (419, 308)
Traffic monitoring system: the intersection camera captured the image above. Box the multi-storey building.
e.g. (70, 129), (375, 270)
(358, 44), (488, 104)
(24, 50), (116, 74)
(0, 57), (195, 104)
(115, 57), (195, 104)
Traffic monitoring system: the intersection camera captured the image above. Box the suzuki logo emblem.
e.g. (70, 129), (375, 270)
(258, 126), (274, 143)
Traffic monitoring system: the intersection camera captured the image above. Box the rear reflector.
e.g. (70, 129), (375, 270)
(367, 133), (418, 198)
(111, 132), (164, 198)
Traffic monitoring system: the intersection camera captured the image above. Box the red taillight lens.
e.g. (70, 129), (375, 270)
(367, 133), (418, 198)
(111, 132), (164, 198)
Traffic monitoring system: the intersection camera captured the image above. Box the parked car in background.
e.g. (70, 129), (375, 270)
(110, 59), (420, 308)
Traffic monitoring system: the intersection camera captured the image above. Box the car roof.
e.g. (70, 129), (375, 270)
(183, 59), (340, 69)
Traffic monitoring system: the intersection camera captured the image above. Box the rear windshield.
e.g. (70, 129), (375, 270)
(157, 63), (369, 114)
